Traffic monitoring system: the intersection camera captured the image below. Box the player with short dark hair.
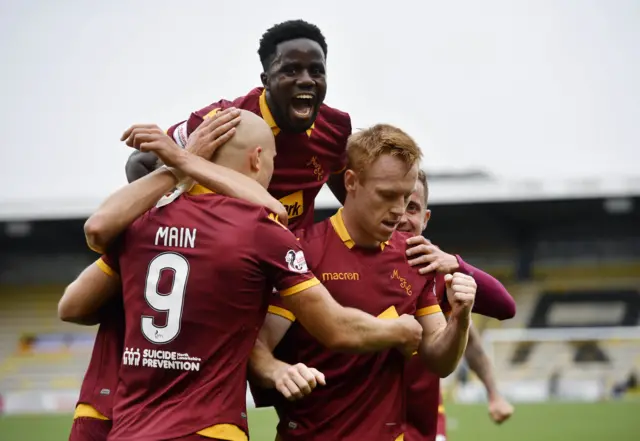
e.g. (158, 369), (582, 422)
(249, 124), (478, 441)
(258, 20), (328, 71)
(399, 169), (516, 441)
(70, 19), (346, 440)
(60, 112), (423, 441)
(127, 19), (349, 231)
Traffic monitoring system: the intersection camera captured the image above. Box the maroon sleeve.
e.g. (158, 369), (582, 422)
(415, 275), (442, 318)
(166, 98), (234, 148)
(331, 111), (351, 174)
(254, 214), (320, 296)
(455, 255), (516, 320)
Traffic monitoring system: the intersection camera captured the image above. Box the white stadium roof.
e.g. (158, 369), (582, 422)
(1, 173), (639, 222)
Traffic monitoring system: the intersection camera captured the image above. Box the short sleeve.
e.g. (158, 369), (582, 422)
(254, 214), (320, 298)
(97, 254), (118, 277)
(415, 275), (442, 317)
(96, 235), (124, 277)
(331, 113), (351, 175)
(268, 293), (296, 322)
(166, 99), (233, 148)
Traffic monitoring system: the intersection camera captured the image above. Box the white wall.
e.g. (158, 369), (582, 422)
(1, 0), (639, 217)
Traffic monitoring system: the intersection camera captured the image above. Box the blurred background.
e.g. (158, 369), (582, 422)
(0, 1), (639, 440)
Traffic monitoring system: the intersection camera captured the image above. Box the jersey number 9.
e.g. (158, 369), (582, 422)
(142, 252), (189, 344)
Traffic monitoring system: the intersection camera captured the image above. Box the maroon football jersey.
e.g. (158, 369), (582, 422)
(104, 185), (319, 441)
(74, 284), (125, 420)
(166, 87), (351, 230)
(268, 209), (441, 441)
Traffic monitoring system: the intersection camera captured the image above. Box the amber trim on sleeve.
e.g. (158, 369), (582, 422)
(279, 277), (320, 297)
(415, 304), (442, 317)
(96, 259), (117, 277)
(268, 305), (296, 322)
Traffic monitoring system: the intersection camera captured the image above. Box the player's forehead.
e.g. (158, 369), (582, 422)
(365, 155), (418, 186)
(274, 38), (325, 65)
(411, 181), (426, 206)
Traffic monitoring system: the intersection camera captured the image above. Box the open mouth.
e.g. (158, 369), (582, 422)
(381, 220), (398, 231)
(291, 93), (315, 119)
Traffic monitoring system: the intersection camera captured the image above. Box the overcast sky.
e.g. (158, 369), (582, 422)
(1, 0), (638, 208)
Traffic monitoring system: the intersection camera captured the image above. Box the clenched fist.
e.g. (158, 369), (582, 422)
(394, 314), (424, 358)
(273, 363), (326, 401)
(488, 395), (514, 424)
(445, 272), (476, 318)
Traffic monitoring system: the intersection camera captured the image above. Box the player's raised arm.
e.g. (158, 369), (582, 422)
(455, 257), (515, 320)
(58, 255), (120, 325)
(86, 109), (286, 253)
(417, 272), (475, 377)
(405, 236), (516, 320)
(155, 110), (287, 224)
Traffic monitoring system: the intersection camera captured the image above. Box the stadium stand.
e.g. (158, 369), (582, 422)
(0, 286), (95, 395)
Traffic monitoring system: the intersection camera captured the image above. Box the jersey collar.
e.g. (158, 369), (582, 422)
(259, 89), (315, 138)
(329, 207), (389, 251)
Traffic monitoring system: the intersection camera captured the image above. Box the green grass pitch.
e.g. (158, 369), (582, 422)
(0, 402), (638, 441)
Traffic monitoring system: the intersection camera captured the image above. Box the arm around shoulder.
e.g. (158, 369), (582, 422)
(281, 284), (421, 354)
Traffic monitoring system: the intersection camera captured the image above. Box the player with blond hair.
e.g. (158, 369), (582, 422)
(250, 124), (478, 441)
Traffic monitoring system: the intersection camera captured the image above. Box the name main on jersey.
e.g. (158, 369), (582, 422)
(155, 227), (197, 249)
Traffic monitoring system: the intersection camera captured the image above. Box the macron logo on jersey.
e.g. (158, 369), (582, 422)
(285, 249), (308, 273)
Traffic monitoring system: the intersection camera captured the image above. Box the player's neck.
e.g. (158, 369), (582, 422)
(264, 91), (288, 130)
(341, 205), (382, 249)
(213, 157), (253, 181)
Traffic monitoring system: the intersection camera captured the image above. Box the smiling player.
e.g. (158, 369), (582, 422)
(399, 170), (516, 441)
(69, 20), (348, 440)
(127, 20), (351, 230)
(250, 125), (478, 441)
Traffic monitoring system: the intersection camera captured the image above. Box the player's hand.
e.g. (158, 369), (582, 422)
(406, 236), (460, 275)
(120, 124), (183, 167)
(394, 314), (423, 358)
(185, 108), (241, 159)
(488, 395), (514, 424)
(445, 272), (476, 318)
(273, 363), (326, 401)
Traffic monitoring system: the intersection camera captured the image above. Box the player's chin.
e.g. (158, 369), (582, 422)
(287, 106), (318, 132)
(375, 226), (395, 243)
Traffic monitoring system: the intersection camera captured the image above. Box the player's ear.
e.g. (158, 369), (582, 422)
(249, 146), (263, 172)
(423, 209), (432, 230)
(260, 72), (268, 88)
(344, 169), (358, 192)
